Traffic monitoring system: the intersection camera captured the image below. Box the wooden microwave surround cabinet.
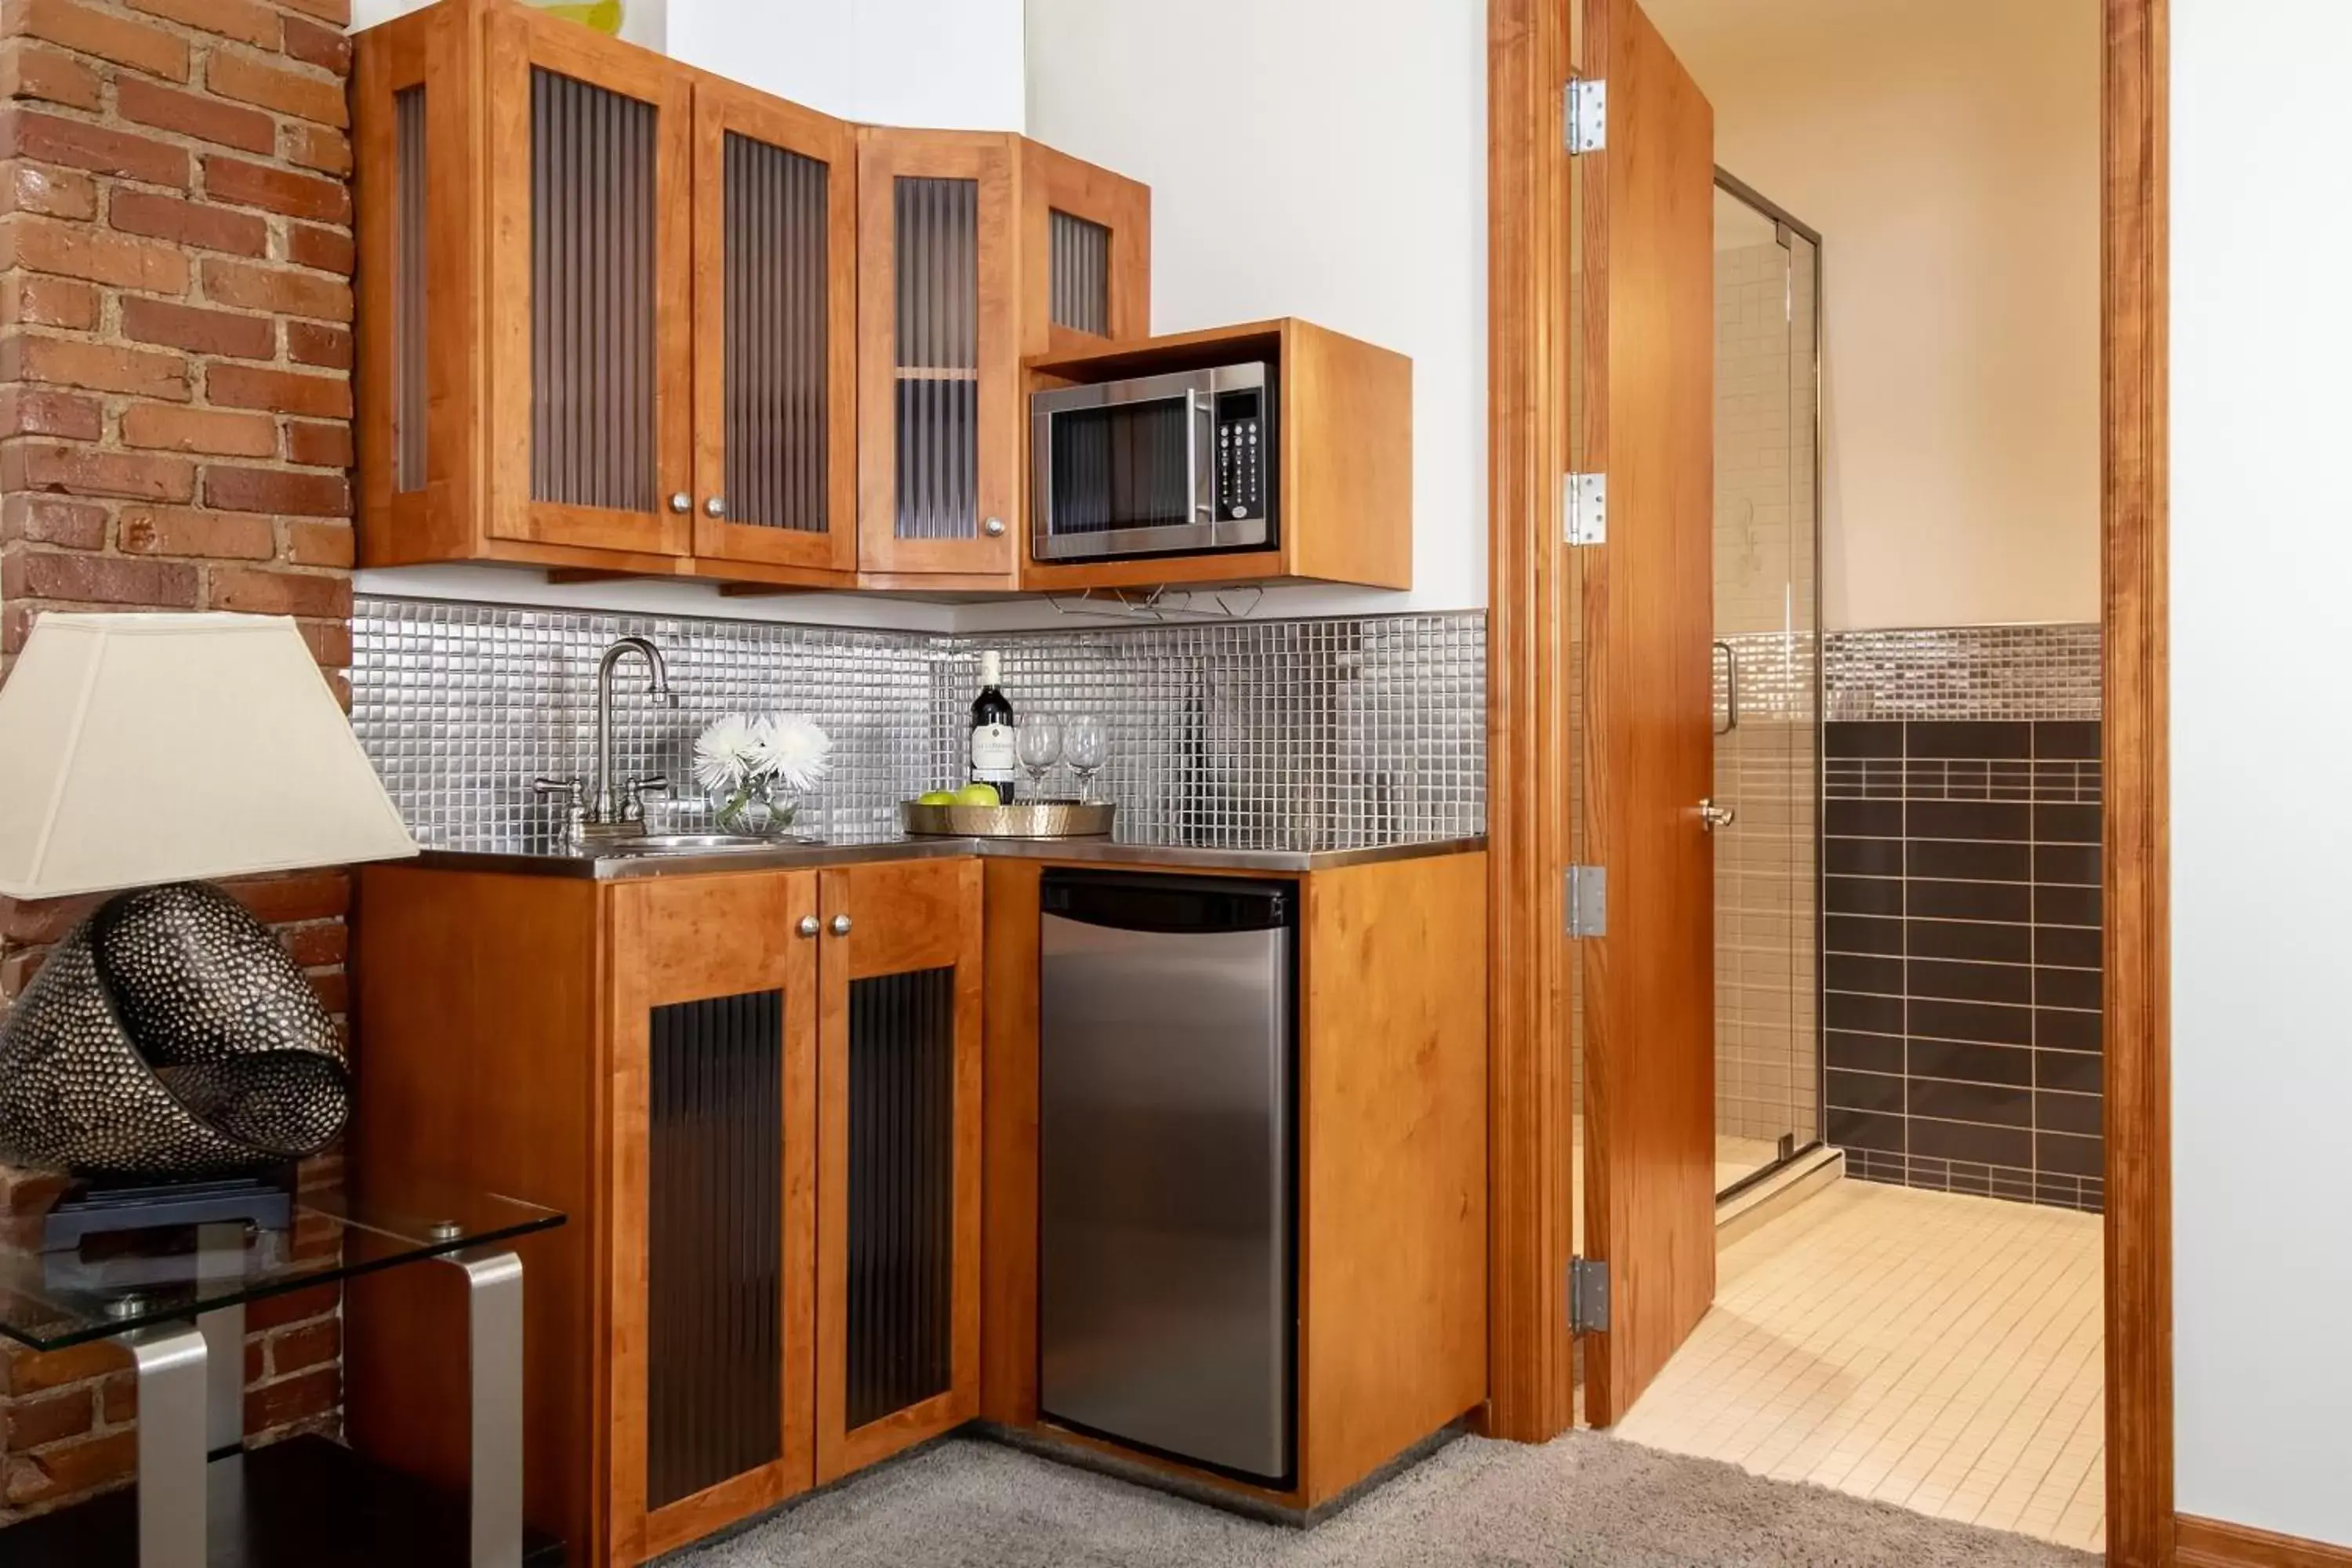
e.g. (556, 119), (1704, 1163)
(1021, 319), (1414, 596)
(350, 0), (1149, 593)
(343, 848), (1485, 1565)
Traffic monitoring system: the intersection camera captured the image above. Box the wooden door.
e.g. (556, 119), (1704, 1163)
(1574, 0), (1719, 1425)
(607, 871), (818, 1563)
(690, 80), (858, 583)
(855, 130), (1020, 585)
(483, 3), (694, 567)
(1018, 139), (1149, 358)
(815, 858), (985, 1483)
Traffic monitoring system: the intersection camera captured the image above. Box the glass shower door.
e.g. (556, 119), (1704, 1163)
(1711, 177), (1823, 1197)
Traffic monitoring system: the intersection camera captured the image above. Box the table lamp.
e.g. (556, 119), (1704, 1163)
(0, 614), (417, 1222)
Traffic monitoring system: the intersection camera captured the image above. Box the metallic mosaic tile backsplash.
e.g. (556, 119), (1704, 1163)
(1824, 623), (2101, 721)
(350, 597), (1486, 854)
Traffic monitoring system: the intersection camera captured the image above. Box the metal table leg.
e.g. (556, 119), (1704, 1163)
(124, 1323), (206, 1568)
(439, 1249), (524, 1568)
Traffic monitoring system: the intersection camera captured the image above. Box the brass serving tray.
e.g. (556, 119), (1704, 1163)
(902, 800), (1116, 839)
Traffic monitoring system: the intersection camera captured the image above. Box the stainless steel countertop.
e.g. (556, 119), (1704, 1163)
(412, 834), (1486, 881)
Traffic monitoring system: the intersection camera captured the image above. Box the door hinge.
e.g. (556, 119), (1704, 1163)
(1566, 864), (1606, 938)
(1563, 472), (1606, 546)
(1570, 1256), (1611, 1334)
(1566, 79), (1606, 154)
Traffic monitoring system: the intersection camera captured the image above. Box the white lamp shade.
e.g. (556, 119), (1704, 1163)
(0, 613), (416, 899)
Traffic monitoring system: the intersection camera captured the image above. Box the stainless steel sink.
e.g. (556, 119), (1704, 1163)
(595, 832), (800, 856)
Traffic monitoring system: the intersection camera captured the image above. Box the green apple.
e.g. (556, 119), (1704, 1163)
(916, 789), (958, 806)
(953, 783), (1003, 807)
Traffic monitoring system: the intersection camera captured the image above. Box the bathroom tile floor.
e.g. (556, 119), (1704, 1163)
(1612, 1179), (2105, 1554)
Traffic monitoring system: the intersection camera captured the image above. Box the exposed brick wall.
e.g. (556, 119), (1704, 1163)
(0, 0), (353, 1525)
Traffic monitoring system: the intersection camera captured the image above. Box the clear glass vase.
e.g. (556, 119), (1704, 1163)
(706, 774), (797, 837)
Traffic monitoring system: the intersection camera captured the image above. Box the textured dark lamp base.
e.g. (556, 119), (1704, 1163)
(0, 882), (349, 1178)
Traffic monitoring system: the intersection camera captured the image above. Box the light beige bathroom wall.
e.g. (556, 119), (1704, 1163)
(1646, 0), (2101, 631)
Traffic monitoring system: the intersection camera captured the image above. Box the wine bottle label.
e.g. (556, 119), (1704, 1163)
(971, 723), (1016, 779)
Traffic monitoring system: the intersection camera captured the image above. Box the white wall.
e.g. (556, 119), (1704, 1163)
(1645, 0), (2101, 632)
(2172, 1), (2352, 1551)
(996, 0), (1488, 630)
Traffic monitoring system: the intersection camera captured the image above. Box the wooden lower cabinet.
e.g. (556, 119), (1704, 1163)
(348, 856), (982, 1567)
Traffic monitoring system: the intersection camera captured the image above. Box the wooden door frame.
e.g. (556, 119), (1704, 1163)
(1485, 0), (2174, 1562)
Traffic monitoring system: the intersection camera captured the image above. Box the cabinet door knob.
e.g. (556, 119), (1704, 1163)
(668, 492), (691, 514)
(829, 914), (852, 938)
(705, 496), (727, 519)
(797, 915), (819, 938)
(982, 517), (1006, 538)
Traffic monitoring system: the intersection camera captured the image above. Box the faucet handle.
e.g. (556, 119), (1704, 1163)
(622, 774), (670, 824)
(532, 775), (588, 844)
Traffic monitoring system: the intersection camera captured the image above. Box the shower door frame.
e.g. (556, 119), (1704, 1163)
(1706, 168), (1827, 1206)
(1488, 0), (2175, 1563)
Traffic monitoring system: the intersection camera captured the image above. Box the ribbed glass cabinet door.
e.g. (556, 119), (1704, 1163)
(856, 132), (1017, 581)
(693, 82), (856, 578)
(487, 8), (691, 561)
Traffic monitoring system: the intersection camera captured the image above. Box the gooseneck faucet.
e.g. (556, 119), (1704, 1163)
(535, 634), (678, 844)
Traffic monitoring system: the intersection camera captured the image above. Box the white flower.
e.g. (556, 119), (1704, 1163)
(753, 713), (833, 793)
(692, 713), (762, 792)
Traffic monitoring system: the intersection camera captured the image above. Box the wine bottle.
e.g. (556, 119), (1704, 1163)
(969, 650), (1017, 804)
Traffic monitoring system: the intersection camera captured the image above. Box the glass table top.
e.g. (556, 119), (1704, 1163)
(0, 1180), (564, 1352)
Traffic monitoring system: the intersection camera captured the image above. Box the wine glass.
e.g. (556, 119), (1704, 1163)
(1015, 714), (1062, 798)
(1063, 714), (1108, 802)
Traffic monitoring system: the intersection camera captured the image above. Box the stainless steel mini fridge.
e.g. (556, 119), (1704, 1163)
(1037, 870), (1296, 1484)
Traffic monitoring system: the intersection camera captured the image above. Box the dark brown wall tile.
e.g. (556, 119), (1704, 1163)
(2035, 1048), (2102, 1094)
(2036, 1131), (2103, 1178)
(2036, 967), (2102, 1011)
(1826, 914), (1903, 956)
(2034, 720), (2100, 760)
(1910, 997), (2034, 1047)
(1827, 953), (1904, 996)
(1907, 800), (2031, 842)
(1826, 798), (1903, 837)
(1908, 918), (2032, 964)
(1828, 837), (1904, 877)
(1828, 1108), (1904, 1154)
(2034, 884), (2102, 927)
(1828, 1069), (1906, 1116)
(1909, 956), (2033, 1006)
(2032, 803), (2101, 844)
(1828, 992), (1904, 1036)
(1828, 1032), (1904, 1075)
(1907, 839), (2030, 882)
(2035, 1007), (2102, 1052)
(1908, 1078), (2031, 1128)
(1908, 879), (2031, 922)
(1907, 720), (2031, 759)
(2034, 844), (2102, 886)
(1911, 1038), (2034, 1087)
(1827, 876), (1904, 917)
(2034, 925), (2102, 970)
(1913, 1117), (2032, 1168)
(2036, 1091), (2103, 1137)
(1827, 720), (1903, 757)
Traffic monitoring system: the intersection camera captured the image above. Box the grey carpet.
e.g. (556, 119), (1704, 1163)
(676, 1432), (2100, 1567)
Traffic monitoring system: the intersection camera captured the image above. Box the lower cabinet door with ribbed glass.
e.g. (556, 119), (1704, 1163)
(814, 858), (985, 1482)
(605, 870), (819, 1563)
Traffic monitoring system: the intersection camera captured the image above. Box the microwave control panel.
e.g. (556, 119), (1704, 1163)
(1214, 389), (1269, 524)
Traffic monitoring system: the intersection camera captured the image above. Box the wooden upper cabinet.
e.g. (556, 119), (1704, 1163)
(855, 129), (1150, 587)
(484, 3), (696, 564)
(691, 81), (858, 584)
(356, 1), (1148, 593)
(855, 130), (1021, 586)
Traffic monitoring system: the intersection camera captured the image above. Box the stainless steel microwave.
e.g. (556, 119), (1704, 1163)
(1029, 362), (1276, 562)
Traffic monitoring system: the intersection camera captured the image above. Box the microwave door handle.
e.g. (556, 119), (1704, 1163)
(1188, 388), (1214, 521)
